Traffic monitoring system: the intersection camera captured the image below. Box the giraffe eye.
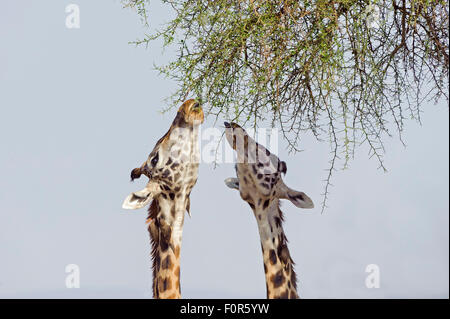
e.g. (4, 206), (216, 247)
(151, 153), (159, 167)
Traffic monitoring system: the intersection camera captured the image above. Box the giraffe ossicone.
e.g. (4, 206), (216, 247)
(223, 121), (313, 299)
(122, 99), (204, 299)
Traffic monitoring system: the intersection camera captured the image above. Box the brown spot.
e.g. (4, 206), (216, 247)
(271, 270), (285, 288)
(161, 255), (173, 270)
(263, 199), (270, 209)
(158, 277), (172, 292)
(232, 135), (237, 149)
(264, 264), (267, 273)
(160, 239), (169, 252)
(268, 249), (277, 265)
(162, 169), (171, 178)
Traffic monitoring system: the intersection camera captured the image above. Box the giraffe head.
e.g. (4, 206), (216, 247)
(122, 99), (204, 210)
(223, 122), (313, 210)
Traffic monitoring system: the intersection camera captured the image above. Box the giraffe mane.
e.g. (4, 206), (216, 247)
(147, 197), (186, 298)
(147, 199), (160, 298)
(276, 202), (298, 292)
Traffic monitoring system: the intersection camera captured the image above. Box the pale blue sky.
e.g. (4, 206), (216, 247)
(0, 0), (448, 298)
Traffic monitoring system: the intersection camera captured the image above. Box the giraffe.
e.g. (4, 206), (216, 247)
(122, 99), (204, 299)
(223, 122), (314, 299)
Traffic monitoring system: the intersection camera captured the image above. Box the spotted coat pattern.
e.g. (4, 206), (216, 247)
(129, 99), (204, 299)
(224, 122), (308, 299)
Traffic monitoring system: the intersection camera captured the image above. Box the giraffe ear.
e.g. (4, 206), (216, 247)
(224, 178), (239, 190)
(278, 182), (314, 209)
(285, 189), (314, 209)
(122, 188), (153, 210)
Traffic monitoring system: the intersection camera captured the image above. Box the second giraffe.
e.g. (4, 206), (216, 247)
(224, 122), (314, 299)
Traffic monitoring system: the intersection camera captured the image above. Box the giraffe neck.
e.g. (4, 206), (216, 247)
(148, 194), (188, 299)
(253, 198), (299, 299)
(147, 121), (200, 299)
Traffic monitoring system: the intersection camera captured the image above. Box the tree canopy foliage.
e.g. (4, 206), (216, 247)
(123, 0), (449, 209)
